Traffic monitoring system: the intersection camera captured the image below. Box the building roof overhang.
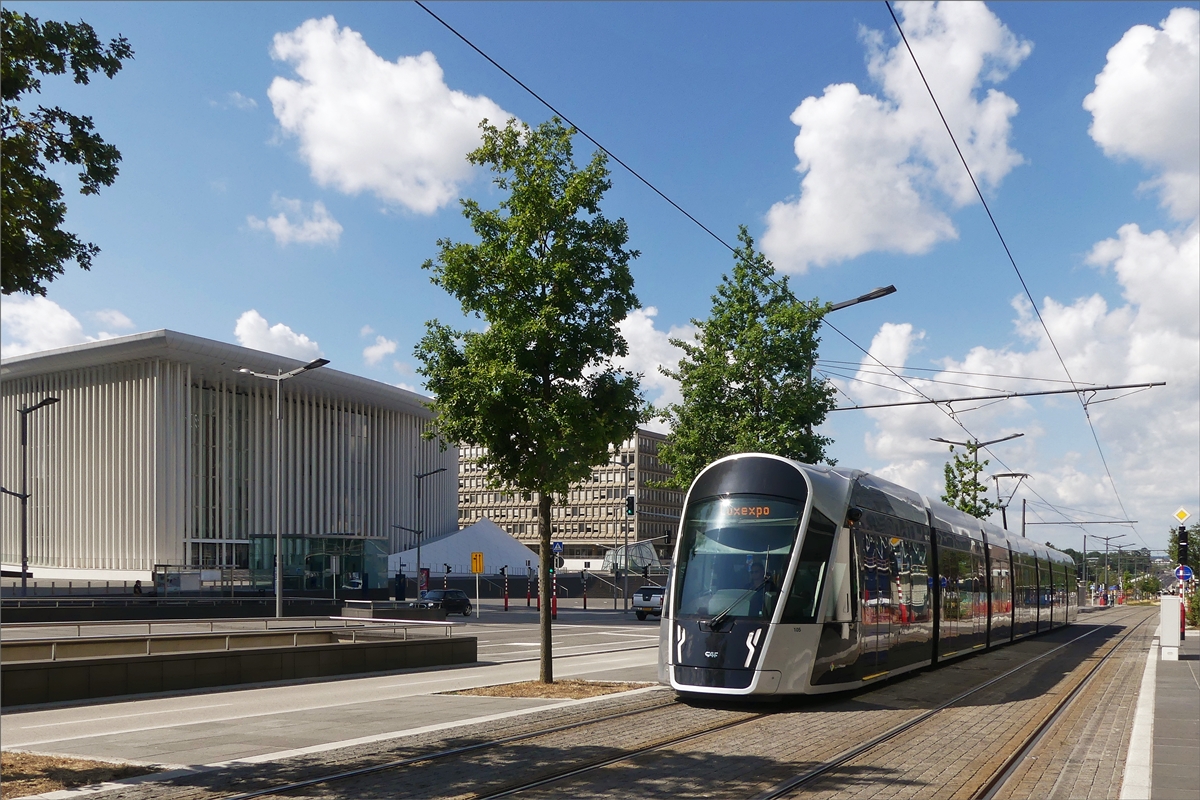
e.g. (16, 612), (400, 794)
(1, 329), (435, 418)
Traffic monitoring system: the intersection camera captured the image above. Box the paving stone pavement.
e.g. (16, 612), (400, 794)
(994, 611), (1157, 799)
(75, 609), (1161, 800)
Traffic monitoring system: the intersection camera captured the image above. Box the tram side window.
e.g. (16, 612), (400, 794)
(780, 508), (837, 624)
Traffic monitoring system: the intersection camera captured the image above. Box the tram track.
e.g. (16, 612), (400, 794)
(176, 609), (1149, 800)
(214, 694), (761, 800)
(752, 608), (1152, 800)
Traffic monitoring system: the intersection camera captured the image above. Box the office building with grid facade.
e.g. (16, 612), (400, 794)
(457, 429), (684, 561)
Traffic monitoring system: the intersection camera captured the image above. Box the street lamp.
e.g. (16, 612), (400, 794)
(826, 285), (897, 312)
(930, 433), (1024, 514)
(1, 397), (59, 596)
(412, 462), (451, 594)
(1094, 533), (1127, 604)
(808, 286), (898, 440)
(237, 357), (329, 618)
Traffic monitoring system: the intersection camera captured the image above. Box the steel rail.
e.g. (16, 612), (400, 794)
(471, 714), (765, 800)
(972, 613), (1153, 800)
(216, 696), (681, 800)
(751, 609), (1147, 800)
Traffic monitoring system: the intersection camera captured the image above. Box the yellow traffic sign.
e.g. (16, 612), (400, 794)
(471, 551), (485, 574)
(1175, 507), (1191, 524)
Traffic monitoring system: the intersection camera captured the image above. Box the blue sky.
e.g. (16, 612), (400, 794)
(3, 2), (1197, 556)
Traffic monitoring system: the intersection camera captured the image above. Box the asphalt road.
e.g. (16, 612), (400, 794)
(0, 605), (662, 768)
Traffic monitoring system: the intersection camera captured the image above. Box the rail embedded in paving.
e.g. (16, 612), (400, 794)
(194, 610), (1152, 800)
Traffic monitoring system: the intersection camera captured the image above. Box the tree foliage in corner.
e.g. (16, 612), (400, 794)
(941, 443), (999, 519)
(1, 10), (132, 296)
(415, 117), (644, 683)
(656, 227), (835, 490)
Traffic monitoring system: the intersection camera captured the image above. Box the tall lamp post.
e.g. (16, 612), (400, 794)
(808, 286), (897, 437)
(1, 397), (59, 596)
(1094, 533), (1127, 603)
(413, 467), (446, 596)
(237, 357), (329, 618)
(930, 433), (1024, 513)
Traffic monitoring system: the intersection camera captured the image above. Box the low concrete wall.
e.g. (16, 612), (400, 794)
(0, 600), (343, 624)
(2, 635), (477, 707)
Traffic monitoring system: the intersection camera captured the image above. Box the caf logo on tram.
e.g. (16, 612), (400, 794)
(657, 453), (1077, 697)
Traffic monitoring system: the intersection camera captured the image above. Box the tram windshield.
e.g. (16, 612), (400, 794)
(673, 495), (804, 621)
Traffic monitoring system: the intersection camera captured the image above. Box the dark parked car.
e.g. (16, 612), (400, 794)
(418, 589), (473, 616)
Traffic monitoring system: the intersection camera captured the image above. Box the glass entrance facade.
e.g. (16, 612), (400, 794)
(250, 533), (388, 597)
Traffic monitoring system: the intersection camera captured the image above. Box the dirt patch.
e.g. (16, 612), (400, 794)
(1, 751), (159, 799)
(446, 680), (655, 699)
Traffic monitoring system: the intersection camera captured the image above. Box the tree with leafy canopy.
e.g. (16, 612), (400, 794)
(655, 227), (835, 490)
(2, 10), (132, 296)
(940, 442), (999, 519)
(415, 117), (645, 683)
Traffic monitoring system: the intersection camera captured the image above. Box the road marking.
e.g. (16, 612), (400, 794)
(5, 648), (658, 748)
(20, 703), (234, 729)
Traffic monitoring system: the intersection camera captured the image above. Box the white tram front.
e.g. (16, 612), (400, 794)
(658, 454), (1077, 697)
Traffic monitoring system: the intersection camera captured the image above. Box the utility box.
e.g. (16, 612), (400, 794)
(1161, 595), (1182, 660)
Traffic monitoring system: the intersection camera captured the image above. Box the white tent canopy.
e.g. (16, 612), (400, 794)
(388, 518), (540, 576)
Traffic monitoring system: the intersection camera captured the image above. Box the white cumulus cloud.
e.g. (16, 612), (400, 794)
(247, 195), (343, 246)
(1, 296), (90, 358)
(763, 1), (1031, 271)
(1, 297), (138, 357)
(363, 334), (398, 366)
(267, 16), (511, 214)
(614, 307), (697, 426)
(91, 308), (136, 333)
(234, 310), (322, 360)
(1083, 7), (1200, 221)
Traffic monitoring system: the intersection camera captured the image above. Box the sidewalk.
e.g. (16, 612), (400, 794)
(1152, 623), (1200, 800)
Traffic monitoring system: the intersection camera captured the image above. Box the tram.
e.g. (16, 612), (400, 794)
(657, 453), (1077, 697)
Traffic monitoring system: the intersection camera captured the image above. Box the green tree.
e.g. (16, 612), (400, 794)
(656, 227), (835, 489)
(1168, 523), (1199, 569)
(1, 10), (132, 296)
(415, 117), (644, 683)
(941, 442), (1000, 519)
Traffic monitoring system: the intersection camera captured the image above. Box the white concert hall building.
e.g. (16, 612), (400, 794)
(0, 330), (458, 582)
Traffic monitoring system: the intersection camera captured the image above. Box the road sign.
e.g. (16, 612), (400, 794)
(1176, 565), (1194, 582)
(1174, 507), (1191, 524)
(555, 555), (565, 569)
(471, 551), (484, 574)
(551, 541), (564, 554)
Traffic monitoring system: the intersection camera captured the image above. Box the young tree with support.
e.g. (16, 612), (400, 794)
(416, 117), (645, 683)
(656, 227), (835, 490)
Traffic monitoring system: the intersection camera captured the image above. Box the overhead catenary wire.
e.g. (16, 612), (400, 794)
(884, 1), (1145, 548)
(412, 0), (988, 450)
(414, 1), (1137, 547)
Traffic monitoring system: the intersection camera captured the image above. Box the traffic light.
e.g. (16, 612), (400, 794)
(625, 495), (635, 516)
(1180, 526), (1189, 565)
(444, 563), (452, 574)
(499, 565), (507, 577)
